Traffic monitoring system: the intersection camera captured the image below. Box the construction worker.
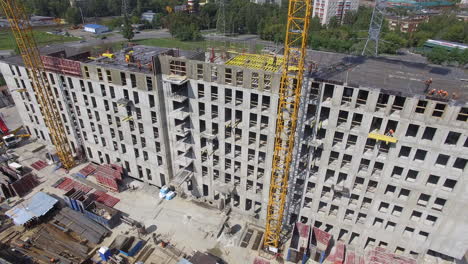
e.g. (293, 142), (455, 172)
(424, 78), (433, 92)
(386, 129), (395, 137)
(428, 89), (436, 95)
(273, 55), (277, 66)
(437, 90), (448, 97)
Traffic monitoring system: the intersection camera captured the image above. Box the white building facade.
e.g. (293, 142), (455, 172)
(312, 0), (359, 24)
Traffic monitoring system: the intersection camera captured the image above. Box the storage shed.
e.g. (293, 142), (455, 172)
(84, 24), (109, 34)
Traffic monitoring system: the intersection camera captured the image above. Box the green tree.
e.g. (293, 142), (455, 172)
(442, 24), (465, 43)
(342, 10), (358, 25)
(328, 16), (341, 29)
(152, 14), (162, 29)
(168, 13), (203, 41)
(65, 7), (81, 25)
(131, 15), (141, 24)
(199, 2), (218, 29)
(460, 49), (468, 65)
(122, 16), (135, 41)
(412, 31), (433, 47)
(106, 0), (122, 16)
(380, 32), (407, 54)
(108, 17), (124, 30)
(426, 47), (449, 64)
(310, 16), (323, 32)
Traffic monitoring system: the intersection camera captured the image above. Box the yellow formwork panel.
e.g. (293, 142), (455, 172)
(368, 133), (398, 143)
(225, 53), (283, 72)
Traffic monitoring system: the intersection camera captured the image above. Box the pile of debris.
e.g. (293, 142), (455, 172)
(1, 193), (99, 264)
(53, 207), (110, 244)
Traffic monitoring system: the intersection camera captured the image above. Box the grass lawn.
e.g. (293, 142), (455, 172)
(0, 30), (80, 50)
(134, 38), (264, 53)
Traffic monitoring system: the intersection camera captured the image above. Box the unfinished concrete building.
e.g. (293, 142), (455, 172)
(288, 53), (468, 262)
(1, 45), (467, 263)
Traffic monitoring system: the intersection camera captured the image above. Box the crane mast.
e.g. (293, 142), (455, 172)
(263, 0), (312, 252)
(0, 0), (75, 169)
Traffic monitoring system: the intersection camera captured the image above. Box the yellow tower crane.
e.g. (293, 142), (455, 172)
(0, 0), (75, 169)
(263, 0), (312, 253)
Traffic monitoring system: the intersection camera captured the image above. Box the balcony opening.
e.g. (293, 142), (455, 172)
(376, 93), (389, 110)
(341, 87), (353, 105)
(322, 84), (334, 102)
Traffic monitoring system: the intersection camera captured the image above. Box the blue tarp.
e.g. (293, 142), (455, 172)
(5, 192), (58, 225)
(84, 24), (107, 29)
(177, 259), (192, 264)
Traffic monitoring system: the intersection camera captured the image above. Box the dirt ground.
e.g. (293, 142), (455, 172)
(0, 106), (272, 264)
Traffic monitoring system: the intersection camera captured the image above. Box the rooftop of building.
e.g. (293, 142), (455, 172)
(307, 51), (468, 104)
(83, 24), (108, 29)
(5, 192), (58, 225)
(86, 45), (202, 74)
(1, 44), (467, 103)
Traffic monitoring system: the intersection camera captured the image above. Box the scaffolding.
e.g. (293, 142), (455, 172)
(368, 133), (398, 144)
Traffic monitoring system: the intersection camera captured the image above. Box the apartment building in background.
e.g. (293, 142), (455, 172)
(0, 45), (467, 263)
(312, 0), (359, 24)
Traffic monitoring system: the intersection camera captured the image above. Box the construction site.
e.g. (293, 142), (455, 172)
(0, 0), (468, 263)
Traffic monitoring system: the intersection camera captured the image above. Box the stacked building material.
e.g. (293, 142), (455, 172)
(93, 164), (123, 192)
(287, 222), (311, 263)
(0, 168), (39, 199)
(63, 188), (94, 212)
(33, 224), (91, 262)
(53, 207), (109, 244)
(40, 51), (90, 77)
(63, 188), (120, 228)
(344, 250), (365, 264)
(325, 242), (345, 264)
(309, 226), (332, 263)
(92, 190), (120, 208)
(75, 163), (97, 178)
(9, 173), (39, 197)
(30, 160), (48, 171)
(54, 177), (93, 193)
(366, 247), (417, 264)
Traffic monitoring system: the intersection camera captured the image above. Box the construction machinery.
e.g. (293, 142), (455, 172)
(0, 0), (75, 169)
(263, 0), (313, 254)
(0, 116), (8, 134)
(0, 126), (30, 148)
